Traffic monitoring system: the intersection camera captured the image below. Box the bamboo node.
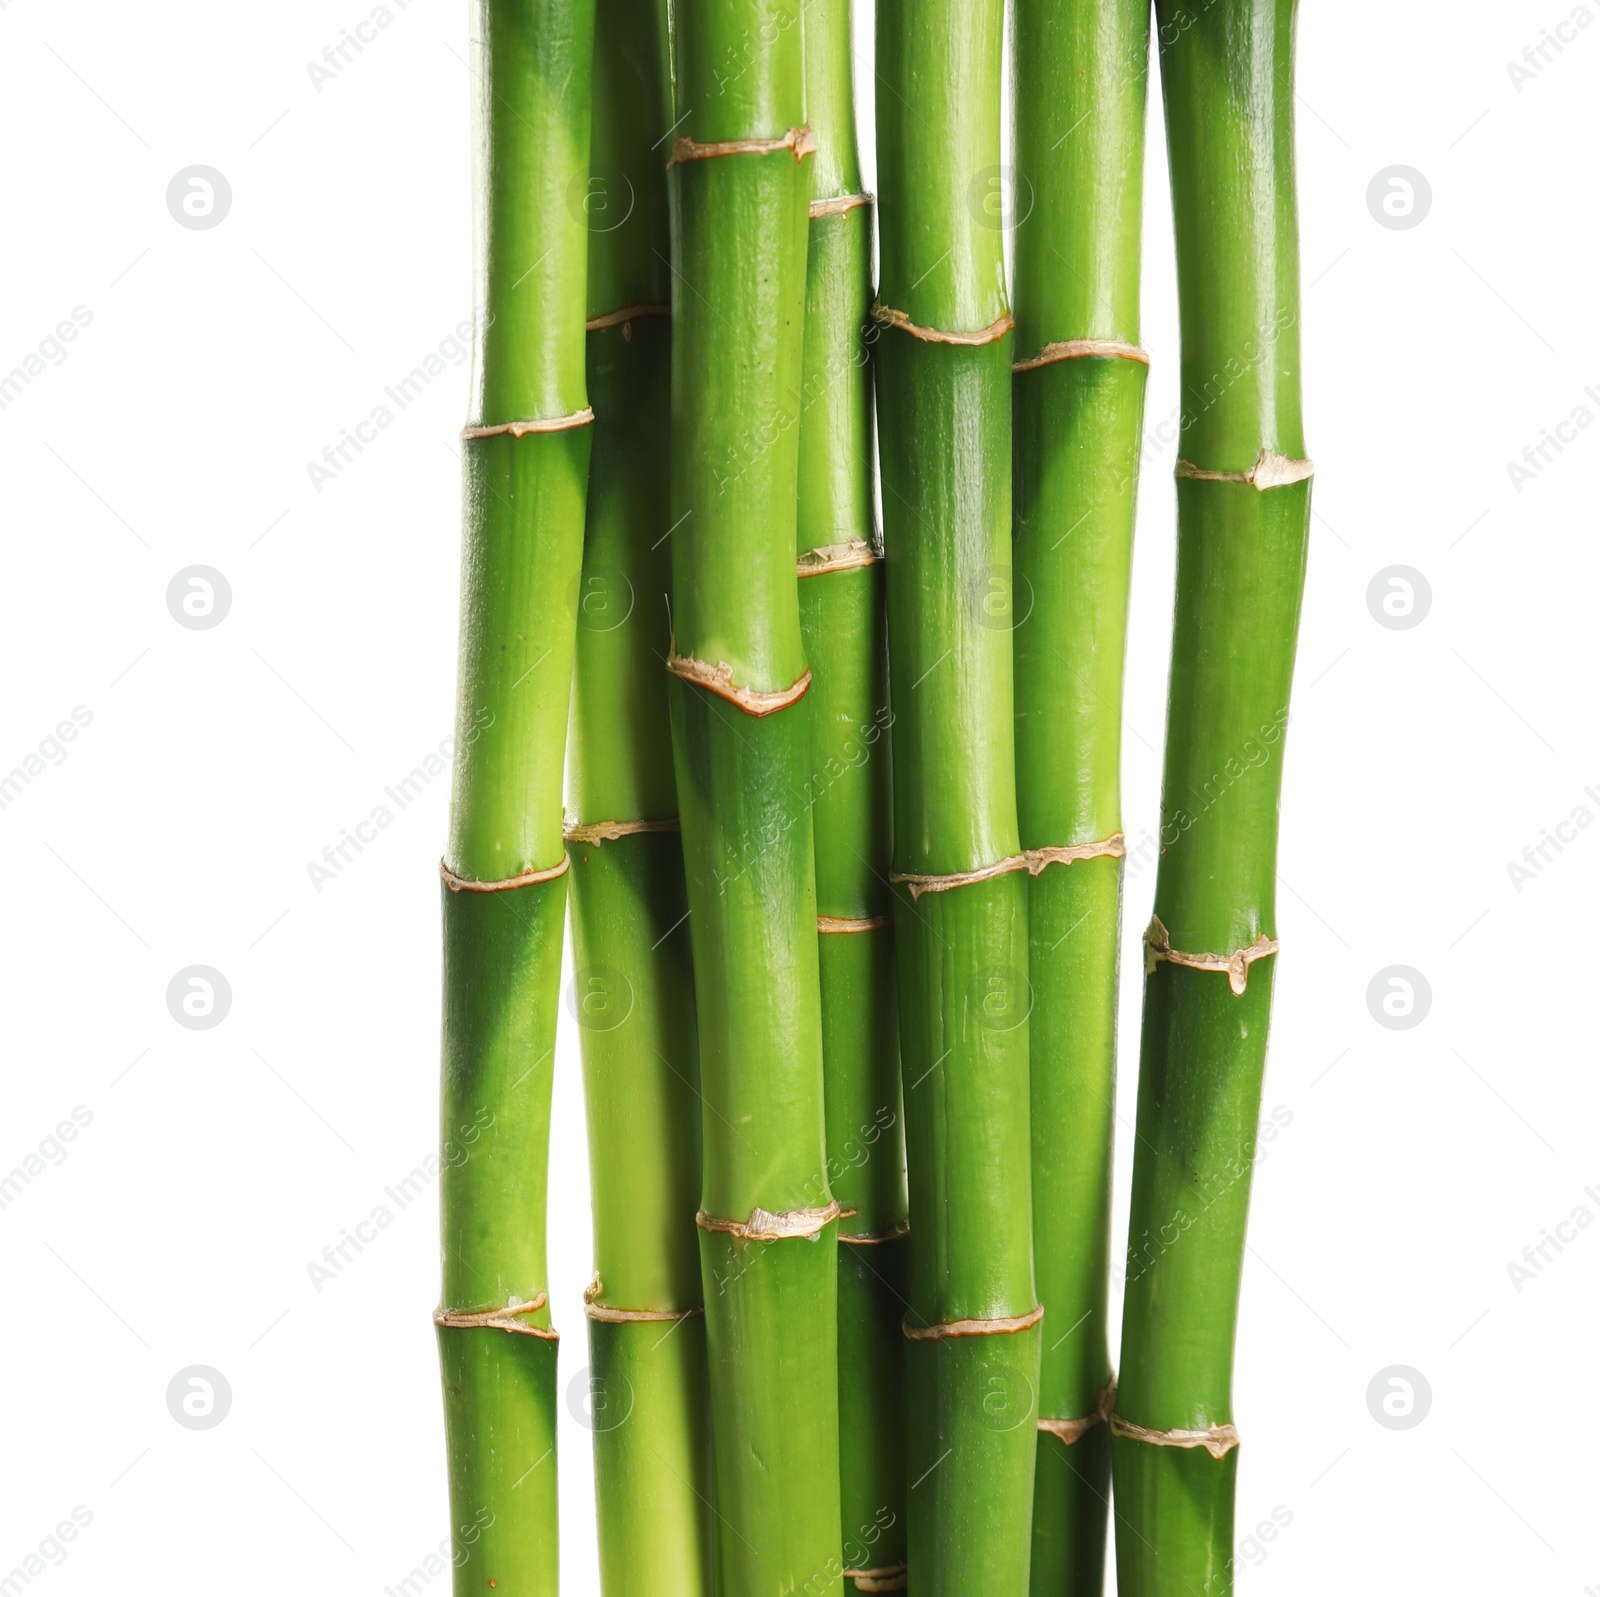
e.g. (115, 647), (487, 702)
(1174, 450), (1314, 491)
(665, 645), (812, 717)
(797, 537), (882, 577)
(1012, 339), (1150, 373)
(889, 854), (1029, 900)
(810, 191), (875, 219)
(845, 1567), (907, 1593)
(584, 1277), (704, 1321)
(440, 856), (569, 894)
(1110, 1412), (1241, 1461)
(1143, 914), (1278, 996)
(459, 410), (594, 440)
(817, 913), (893, 934)
(433, 1294), (558, 1339)
(585, 301), (670, 332)
(563, 816), (681, 845)
(902, 1303), (1044, 1341)
(1039, 1381), (1117, 1447)
(669, 124), (816, 166)
(871, 301), (1014, 347)
(840, 1218), (910, 1245)
(696, 1201), (841, 1240)
(1023, 833), (1125, 874)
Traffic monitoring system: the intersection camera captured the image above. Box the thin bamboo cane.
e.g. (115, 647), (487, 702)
(562, 0), (712, 1584)
(875, 0), (1040, 1582)
(436, 0), (594, 1589)
(665, 0), (844, 1588)
(1111, 2), (1310, 1592)
(1012, 1), (1149, 1590)
(796, 0), (909, 1581)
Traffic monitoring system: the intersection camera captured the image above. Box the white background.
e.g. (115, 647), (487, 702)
(1, 0), (1595, 1591)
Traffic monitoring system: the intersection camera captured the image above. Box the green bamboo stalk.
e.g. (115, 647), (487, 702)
(875, 0), (1040, 1583)
(436, 0), (594, 1589)
(796, 0), (909, 1581)
(665, 0), (844, 1590)
(1011, 1), (1149, 1590)
(1111, 3), (1310, 1593)
(562, 0), (712, 1585)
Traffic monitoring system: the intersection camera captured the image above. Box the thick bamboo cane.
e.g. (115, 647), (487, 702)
(796, 0), (909, 1584)
(436, 0), (594, 1589)
(562, 0), (713, 1586)
(875, 0), (1041, 1584)
(664, 0), (844, 1589)
(1112, 2), (1311, 1592)
(1012, 1), (1150, 1590)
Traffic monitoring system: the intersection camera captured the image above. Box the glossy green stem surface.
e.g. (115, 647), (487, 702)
(797, 0), (909, 1580)
(876, 0), (1039, 1582)
(439, 1), (593, 1590)
(1012, 2), (1149, 1591)
(667, 0), (843, 1587)
(1113, 4), (1310, 1594)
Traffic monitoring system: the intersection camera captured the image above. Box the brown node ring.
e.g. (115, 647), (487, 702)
(797, 537), (881, 577)
(1174, 449), (1315, 491)
(810, 191), (874, 219)
(1039, 1381), (1117, 1447)
(872, 301), (1014, 347)
(845, 1567), (907, 1593)
(890, 854), (1029, 901)
(433, 1293), (558, 1340)
(1143, 913), (1278, 997)
(1012, 338), (1150, 373)
(564, 817), (681, 845)
(1024, 833), (1125, 874)
(460, 409), (594, 440)
(840, 1218), (910, 1245)
(902, 1303), (1044, 1341)
(586, 302), (670, 332)
(669, 125), (816, 166)
(697, 1200), (841, 1241)
(817, 913), (893, 934)
(440, 856), (569, 894)
(666, 647), (812, 717)
(1109, 1412), (1240, 1460)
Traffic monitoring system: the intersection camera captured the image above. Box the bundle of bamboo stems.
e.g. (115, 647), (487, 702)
(435, 0), (1309, 1591)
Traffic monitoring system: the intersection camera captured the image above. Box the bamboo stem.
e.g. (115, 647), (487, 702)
(437, 0), (594, 1588)
(1112, 3), (1311, 1592)
(665, 0), (844, 1586)
(1012, 1), (1150, 1590)
(875, 0), (1040, 1580)
(797, 0), (909, 1579)
(562, 0), (713, 1583)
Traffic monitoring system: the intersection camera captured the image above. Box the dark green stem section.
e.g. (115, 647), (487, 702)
(667, 0), (842, 1586)
(797, 0), (908, 1574)
(439, 0), (593, 1591)
(877, 0), (1039, 1580)
(1012, 2), (1148, 1591)
(1113, 4), (1310, 1594)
